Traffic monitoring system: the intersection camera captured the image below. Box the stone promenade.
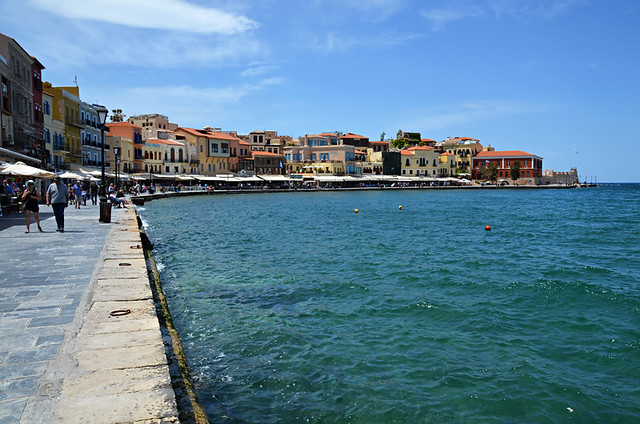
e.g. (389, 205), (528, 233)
(0, 203), (180, 423)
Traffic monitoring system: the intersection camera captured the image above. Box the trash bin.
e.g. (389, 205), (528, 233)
(99, 200), (111, 223)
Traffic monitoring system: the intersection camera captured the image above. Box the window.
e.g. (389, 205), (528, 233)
(221, 143), (228, 153)
(211, 143), (218, 153)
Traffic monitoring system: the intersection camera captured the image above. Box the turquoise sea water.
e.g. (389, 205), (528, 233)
(140, 185), (640, 423)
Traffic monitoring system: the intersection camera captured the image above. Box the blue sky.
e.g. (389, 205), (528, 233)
(2, 0), (638, 181)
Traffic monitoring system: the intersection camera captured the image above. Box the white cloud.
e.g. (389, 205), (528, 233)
(488, 0), (588, 19)
(241, 65), (280, 77)
(421, 0), (587, 30)
(420, 7), (483, 31)
(28, 0), (259, 35)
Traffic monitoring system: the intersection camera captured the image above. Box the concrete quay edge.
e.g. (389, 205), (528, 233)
(19, 207), (206, 423)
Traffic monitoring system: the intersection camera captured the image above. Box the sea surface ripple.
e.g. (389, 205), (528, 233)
(140, 185), (640, 423)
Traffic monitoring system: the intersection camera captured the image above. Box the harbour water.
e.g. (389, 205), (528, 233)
(140, 185), (640, 423)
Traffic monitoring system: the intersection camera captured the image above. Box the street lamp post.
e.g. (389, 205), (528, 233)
(114, 146), (121, 191)
(95, 105), (110, 222)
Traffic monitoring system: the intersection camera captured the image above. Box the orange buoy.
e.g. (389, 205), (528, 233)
(355, 209), (359, 214)
(485, 225), (491, 231)
(398, 205), (403, 210)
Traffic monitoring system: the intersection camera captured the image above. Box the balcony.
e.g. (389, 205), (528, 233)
(68, 117), (85, 128)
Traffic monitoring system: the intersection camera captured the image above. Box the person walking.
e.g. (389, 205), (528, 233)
(20, 180), (42, 233)
(72, 181), (83, 209)
(89, 182), (98, 205)
(46, 175), (69, 232)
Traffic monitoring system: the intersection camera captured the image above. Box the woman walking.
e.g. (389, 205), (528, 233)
(21, 180), (42, 233)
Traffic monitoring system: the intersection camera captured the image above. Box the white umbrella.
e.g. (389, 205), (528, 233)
(58, 171), (85, 179)
(0, 161), (55, 178)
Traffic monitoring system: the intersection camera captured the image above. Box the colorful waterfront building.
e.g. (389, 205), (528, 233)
(127, 113), (177, 141)
(438, 137), (484, 175)
(0, 33), (45, 166)
(106, 133), (133, 175)
(174, 127), (239, 176)
(340, 132), (369, 148)
(42, 90), (65, 170)
(283, 143), (361, 175)
(43, 83), (83, 170)
(151, 138), (189, 174)
(439, 152), (457, 177)
(228, 138), (254, 174)
(471, 150), (543, 182)
(80, 102), (102, 170)
(107, 122), (143, 173)
(400, 146), (440, 177)
(253, 151), (285, 175)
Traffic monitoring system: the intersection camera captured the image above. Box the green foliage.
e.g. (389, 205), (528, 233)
(380, 131), (386, 141)
(392, 139), (408, 149)
(510, 160), (521, 181)
(110, 108), (126, 123)
(405, 132), (421, 143)
(488, 162), (499, 182)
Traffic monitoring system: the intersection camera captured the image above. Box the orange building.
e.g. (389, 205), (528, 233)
(472, 150), (543, 181)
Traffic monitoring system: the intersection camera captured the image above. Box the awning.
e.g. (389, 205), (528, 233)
(0, 147), (41, 165)
(259, 175), (290, 182)
(1, 161), (55, 178)
(314, 175), (345, 182)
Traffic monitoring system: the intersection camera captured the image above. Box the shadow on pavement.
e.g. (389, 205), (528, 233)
(0, 211), (55, 232)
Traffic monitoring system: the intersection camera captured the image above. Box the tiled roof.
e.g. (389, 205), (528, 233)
(176, 127), (240, 142)
(147, 138), (185, 146)
(369, 141), (388, 144)
(408, 146), (433, 151)
(401, 150), (415, 156)
(107, 122), (141, 130)
(440, 152), (455, 156)
(252, 151), (283, 157)
(341, 132), (367, 139)
(475, 150), (538, 158)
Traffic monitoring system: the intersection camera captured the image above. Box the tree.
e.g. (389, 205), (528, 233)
(110, 109), (126, 122)
(510, 160), (521, 183)
(380, 131), (386, 141)
(488, 162), (499, 183)
(391, 138), (408, 149)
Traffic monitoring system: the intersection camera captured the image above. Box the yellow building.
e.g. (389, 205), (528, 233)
(400, 146), (440, 177)
(299, 161), (344, 175)
(106, 134), (134, 174)
(439, 152), (457, 177)
(143, 139), (164, 174)
(174, 127), (234, 176)
(43, 83), (83, 169)
(439, 137), (483, 174)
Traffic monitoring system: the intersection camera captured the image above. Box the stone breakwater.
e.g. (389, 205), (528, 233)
(19, 208), (183, 423)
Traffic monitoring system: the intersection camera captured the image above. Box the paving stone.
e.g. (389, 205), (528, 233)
(0, 361), (48, 380)
(35, 334), (65, 347)
(0, 376), (40, 400)
(5, 346), (59, 364)
(0, 398), (27, 424)
(0, 317), (30, 330)
(28, 315), (74, 328)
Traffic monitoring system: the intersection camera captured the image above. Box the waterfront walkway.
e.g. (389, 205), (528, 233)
(0, 203), (179, 423)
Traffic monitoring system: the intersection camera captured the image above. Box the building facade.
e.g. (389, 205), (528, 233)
(400, 146), (440, 177)
(42, 90), (65, 170)
(0, 33), (45, 165)
(471, 150), (543, 181)
(80, 102), (102, 169)
(106, 122), (143, 172)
